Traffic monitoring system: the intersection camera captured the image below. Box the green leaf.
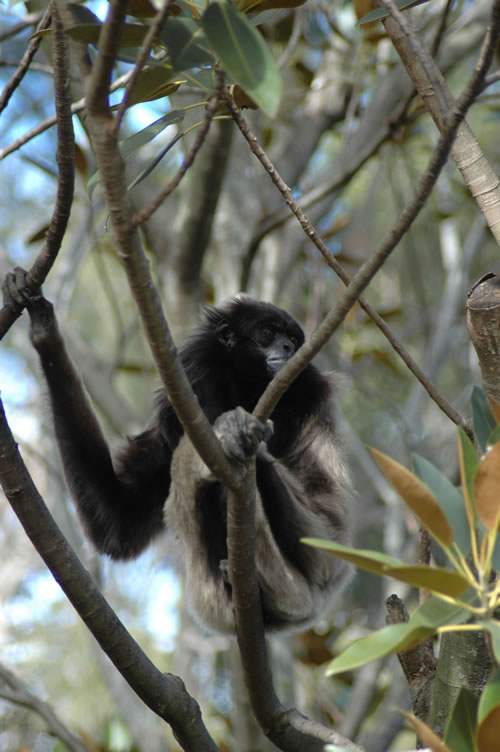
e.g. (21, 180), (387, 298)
(444, 688), (479, 752)
(88, 110), (185, 197)
(370, 448), (454, 549)
(239, 0), (307, 11)
(457, 429), (479, 528)
(472, 386), (496, 453)
(304, 540), (469, 597)
(303, 539), (403, 575)
(481, 620), (500, 664)
(119, 66), (180, 108)
(474, 443), (500, 531)
(159, 18), (215, 71)
(326, 622), (417, 676)
(412, 454), (471, 556)
(382, 565), (469, 598)
(358, 0), (430, 25)
(201, 1), (281, 117)
(326, 594), (475, 676)
(65, 22), (149, 47)
(120, 110), (185, 159)
(477, 668), (500, 752)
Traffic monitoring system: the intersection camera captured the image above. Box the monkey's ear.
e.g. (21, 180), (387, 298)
(216, 321), (237, 350)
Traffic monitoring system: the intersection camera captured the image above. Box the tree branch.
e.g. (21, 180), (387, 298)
(379, 0), (500, 244)
(133, 72), (226, 226)
(0, 0), (75, 341)
(0, 397), (219, 752)
(0, 5), (52, 114)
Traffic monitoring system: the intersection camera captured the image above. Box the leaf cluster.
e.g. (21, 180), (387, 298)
(306, 386), (500, 750)
(56, 0), (288, 117)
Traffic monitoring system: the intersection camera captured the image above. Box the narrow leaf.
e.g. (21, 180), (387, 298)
(444, 688), (479, 752)
(478, 668), (500, 725)
(327, 594), (475, 676)
(481, 620), (500, 664)
(303, 539), (402, 575)
(88, 111), (185, 196)
(488, 396), (500, 425)
(239, 0), (307, 11)
(201, 1), (281, 117)
(119, 111), (185, 160)
(477, 668), (500, 752)
(326, 623), (423, 676)
(382, 565), (469, 598)
(370, 448), (453, 547)
(400, 711), (451, 752)
(472, 386), (496, 453)
(65, 23), (148, 47)
(457, 429), (479, 528)
(412, 454), (471, 556)
(358, 0), (430, 25)
(474, 443), (500, 531)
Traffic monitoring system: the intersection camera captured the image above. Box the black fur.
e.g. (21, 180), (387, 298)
(3, 272), (353, 633)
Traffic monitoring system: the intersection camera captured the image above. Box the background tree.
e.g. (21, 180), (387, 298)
(1, 0), (500, 750)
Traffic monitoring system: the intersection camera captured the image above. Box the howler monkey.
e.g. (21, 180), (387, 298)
(3, 268), (353, 633)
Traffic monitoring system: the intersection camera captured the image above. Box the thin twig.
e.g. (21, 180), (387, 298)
(0, 663), (90, 752)
(133, 70), (226, 226)
(0, 12), (44, 43)
(113, 0), (173, 132)
(0, 70), (134, 161)
(0, 1), (75, 340)
(0, 4), (52, 114)
(225, 93), (469, 434)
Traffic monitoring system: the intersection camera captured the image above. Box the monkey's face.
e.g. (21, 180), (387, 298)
(215, 304), (305, 384)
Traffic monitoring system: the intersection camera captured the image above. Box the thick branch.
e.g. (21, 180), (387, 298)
(380, 0), (500, 243)
(78, 2), (235, 487)
(0, 398), (218, 752)
(466, 273), (500, 404)
(226, 470), (362, 752)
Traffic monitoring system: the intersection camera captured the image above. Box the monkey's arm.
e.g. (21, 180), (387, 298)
(3, 269), (170, 559)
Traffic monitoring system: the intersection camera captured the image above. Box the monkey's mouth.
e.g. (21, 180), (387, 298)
(267, 358), (288, 374)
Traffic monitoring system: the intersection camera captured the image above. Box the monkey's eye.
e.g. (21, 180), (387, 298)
(259, 325), (276, 342)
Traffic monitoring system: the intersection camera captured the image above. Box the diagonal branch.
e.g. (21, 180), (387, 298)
(0, 398), (218, 752)
(0, 5), (52, 114)
(0, 0), (75, 340)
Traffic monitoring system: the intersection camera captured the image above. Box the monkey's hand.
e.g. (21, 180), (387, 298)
(3, 267), (58, 351)
(213, 406), (273, 466)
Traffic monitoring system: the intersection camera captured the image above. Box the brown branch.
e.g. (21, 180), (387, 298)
(79, 2), (235, 487)
(386, 594), (436, 724)
(0, 1), (75, 341)
(0, 12), (44, 43)
(225, 93), (470, 434)
(0, 70), (134, 161)
(133, 71), (226, 226)
(380, 0), (500, 244)
(113, 0), (173, 132)
(466, 273), (500, 404)
(225, 471), (363, 752)
(0, 5), (52, 114)
(0, 398), (218, 752)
